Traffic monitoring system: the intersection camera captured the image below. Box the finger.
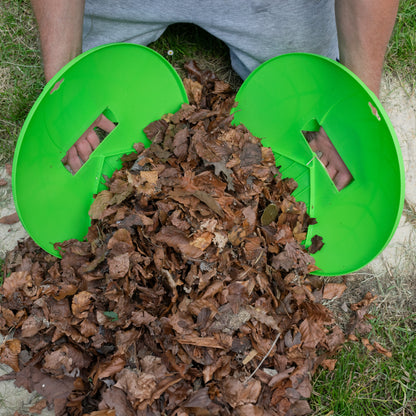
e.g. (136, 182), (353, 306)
(326, 164), (338, 180)
(75, 139), (94, 163)
(96, 114), (116, 132)
(66, 146), (83, 173)
(319, 155), (329, 167)
(303, 130), (317, 144)
(86, 129), (100, 150)
(334, 171), (353, 191)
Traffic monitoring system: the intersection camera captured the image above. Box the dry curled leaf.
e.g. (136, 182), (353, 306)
(373, 341), (392, 358)
(0, 339), (21, 372)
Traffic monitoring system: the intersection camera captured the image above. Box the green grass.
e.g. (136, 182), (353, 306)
(311, 315), (416, 415)
(148, 22), (240, 86)
(0, 0), (44, 162)
(385, 0), (416, 85)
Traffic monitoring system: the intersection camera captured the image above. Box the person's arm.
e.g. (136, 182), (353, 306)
(31, 0), (115, 173)
(307, 0), (399, 190)
(31, 0), (85, 82)
(335, 0), (399, 97)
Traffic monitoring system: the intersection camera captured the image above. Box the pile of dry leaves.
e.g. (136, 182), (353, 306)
(0, 62), (373, 416)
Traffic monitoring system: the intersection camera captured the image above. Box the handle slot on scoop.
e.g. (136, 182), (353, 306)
(302, 119), (354, 191)
(61, 107), (118, 175)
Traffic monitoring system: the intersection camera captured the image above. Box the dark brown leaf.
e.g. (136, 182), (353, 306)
(240, 142), (262, 167)
(143, 119), (168, 143)
(155, 226), (204, 258)
(99, 387), (136, 416)
(15, 366), (75, 416)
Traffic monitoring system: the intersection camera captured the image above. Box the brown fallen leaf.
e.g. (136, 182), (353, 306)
(351, 292), (377, 311)
(322, 283), (347, 300)
(190, 231), (214, 251)
(183, 78), (202, 105)
(0, 212), (19, 224)
(221, 378), (262, 408)
(0, 179), (7, 186)
(72, 291), (94, 319)
(0, 339), (21, 372)
(373, 341), (392, 358)
(15, 366), (75, 416)
(348, 334), (359, 342)
(108, 253), (130, 279)
(308, 235), (324, 254)
(107, 228), (135, 252)
(321, 359), (337, 371)
(99, 387), (135, 416)
(285, 400), (312, 416)
(29, 398), (48, 414)
(115, 368), (157, 402)
(84, 411), (116, 416)
(362, 338), (375, 352)
(177, 335), (225, 349)
(21, 313), (47, 338)
(43, 344), (91, 376)
(299, 318), (326, 349)
(96, 355), (126, 380)
(88, 190), (113, 220)
(193, 190), (225, 217)
(1, 271), (32, 299)
(5, 163), (12, 176)
(155, 226), (204, 258)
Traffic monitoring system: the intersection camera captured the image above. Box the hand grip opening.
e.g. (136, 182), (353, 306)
(302, 121), (353, 191)
(61, 108), (118, 175)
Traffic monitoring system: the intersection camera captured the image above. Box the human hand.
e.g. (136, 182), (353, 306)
(62, 114), (116, 173)
(304, 127), (353, 191)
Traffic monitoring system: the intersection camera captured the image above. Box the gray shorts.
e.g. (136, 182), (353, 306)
(83, 0), (338, 79)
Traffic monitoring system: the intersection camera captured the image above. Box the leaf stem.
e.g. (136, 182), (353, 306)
(244, 332), (281, 384)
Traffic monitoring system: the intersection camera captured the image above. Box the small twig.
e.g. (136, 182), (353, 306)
(381, 254), (394, 280)
(244, 332), (281, 384)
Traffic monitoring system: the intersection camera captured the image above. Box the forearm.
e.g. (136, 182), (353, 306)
(335, 0), (399, 97)
(31, 0), (85, 82)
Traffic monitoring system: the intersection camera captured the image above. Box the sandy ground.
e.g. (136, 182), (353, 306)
(0, 73), (415, 415)
(369, 75), (416, 278)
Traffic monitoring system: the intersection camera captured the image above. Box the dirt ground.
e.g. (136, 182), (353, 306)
(0, 73), (415, 415)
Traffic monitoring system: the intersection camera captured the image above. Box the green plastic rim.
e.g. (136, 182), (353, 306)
(13, 43), (188, 257)
(232, 53), (405, 276)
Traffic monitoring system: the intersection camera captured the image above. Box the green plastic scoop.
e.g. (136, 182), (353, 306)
(12, 44), (188, 256)
(13, 45), (404, 276)
(232, 53), (405, 276)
